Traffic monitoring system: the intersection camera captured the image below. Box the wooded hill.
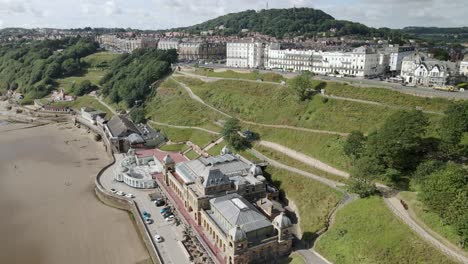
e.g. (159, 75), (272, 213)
(173, 8), (403, 40)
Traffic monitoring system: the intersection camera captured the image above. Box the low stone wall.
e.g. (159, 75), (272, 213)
(94, 154), (164, 264)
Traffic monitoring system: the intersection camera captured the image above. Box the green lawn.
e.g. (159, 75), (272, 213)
(315, 196), (456, 264)
(159, 143), (187, 153)
(185, 149), (200, 160)
(51, 95), (113, 117)
(55, 68), (108, 92)
(145, 78), (225, 131)
(194, 68), (286, 82)
(264, 166), (343, 240)
(254, 144), (347, 183)
(325, 82), (453, 113)
(399, 191), (466, 251)
(206, 141), (226, 156)
(81, 51), (121, 67)
(151, 124), (218, 147)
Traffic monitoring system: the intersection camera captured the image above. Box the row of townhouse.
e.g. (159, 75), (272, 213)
(227, 41), (400, 78)
(96, 34), (158, 53)
(157, 39), (226, 61)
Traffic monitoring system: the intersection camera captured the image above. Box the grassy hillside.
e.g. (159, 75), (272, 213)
(150, 124), (218, 148)
(315, 197), (456, 264)
(325, 82), (453, 113)
(194, 68), (286, 82)
(264, 166), (343, 240)
(174, 76), (404, 133)
(145, 78), (225, 131)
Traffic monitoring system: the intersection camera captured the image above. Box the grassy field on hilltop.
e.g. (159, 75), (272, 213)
(315, 196), (456, 264)
(325, 82), (453, 113)
(81, 51), (121, 68)
(145, 78), (225, 131)
(55, 69), (107, 92)
(264, 166), (343, 240)
(399, 191), (466, 251)
(51, 95), (113, 117)
(174, 76), (411, 133)
(195, 68), (286, 83)
(254, 144), (347, 183)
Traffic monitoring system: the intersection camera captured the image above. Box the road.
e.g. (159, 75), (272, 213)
(100, 154), (190, 264)
(191, 64), (468, 100)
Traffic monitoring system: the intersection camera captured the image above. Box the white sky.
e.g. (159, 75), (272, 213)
(0, 0), (466, 30)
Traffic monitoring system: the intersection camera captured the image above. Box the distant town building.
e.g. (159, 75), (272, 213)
(385, 45), (416, 73)
(96, 34), (158, 53)
(460, 55), (468, 76)
(177, 41), (226, 61)
(51, 89), (75, 102)
(226, 40), (265, 68)
(157, 39), (181, 50)
(401, 52), (458, 86)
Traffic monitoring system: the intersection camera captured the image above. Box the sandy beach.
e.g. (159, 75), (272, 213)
(0, 121), (150, 264)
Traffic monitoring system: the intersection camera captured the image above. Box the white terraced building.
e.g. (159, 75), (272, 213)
(265, 45), (388, 77)
(226, 41), (265, 68)
(401, 52), (458, 86)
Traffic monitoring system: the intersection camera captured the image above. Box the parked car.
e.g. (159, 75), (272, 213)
(165, 217), (174, 222)
(160, 207), (171, 214)
(110, 188), (117, 193)
(142, 211), (151, 218)
(145, 218), (153, 224)
(154, 234), (163, 242)
(125, 193), (134, 198)
(163, 212), (173, 218)
(116, 191), (125, 196)
(155, 200), (165, 207)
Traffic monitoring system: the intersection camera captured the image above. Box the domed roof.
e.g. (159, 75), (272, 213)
(249, 164), (262, 176)
(228, 225), (246, 242)
(273, 212), (292, 229)
(163, 154), (174, 165)
(221, 145), (231, 155)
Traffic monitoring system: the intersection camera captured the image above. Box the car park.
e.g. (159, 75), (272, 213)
(155, 200), (165, 207)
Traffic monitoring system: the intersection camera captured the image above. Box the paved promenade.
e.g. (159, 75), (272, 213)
(100, 154), (190, 264)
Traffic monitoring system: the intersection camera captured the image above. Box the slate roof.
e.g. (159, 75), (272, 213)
(107, 115), (140, 138)
(175, 154), (251, 184)
(209, 193), (272, 234)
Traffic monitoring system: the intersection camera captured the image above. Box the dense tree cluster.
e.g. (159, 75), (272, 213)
(0, 37), (98, 99)
(179, 8), (403, 40)
(344, 102), (468, 247)
(222, 118), (248, 150)
(100, 48), (177, 107)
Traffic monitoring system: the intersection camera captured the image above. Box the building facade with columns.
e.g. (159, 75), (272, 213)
(226, 41), (265, 68)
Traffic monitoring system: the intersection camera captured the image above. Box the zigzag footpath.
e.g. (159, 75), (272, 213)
(170, 74), (467, 263)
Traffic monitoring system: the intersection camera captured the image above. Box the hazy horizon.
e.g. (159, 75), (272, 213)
(0, 0), (467, 31)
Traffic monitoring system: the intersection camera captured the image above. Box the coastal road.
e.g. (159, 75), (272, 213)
(100, 154), (190, 264)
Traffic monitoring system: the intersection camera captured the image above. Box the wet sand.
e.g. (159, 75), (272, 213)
(0, 122), (150, 264)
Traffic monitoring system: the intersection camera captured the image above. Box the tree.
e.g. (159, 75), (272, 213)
(412, 160), (445, 185)
(364, 110), (429, 173)
(289, 72), (315, 101)
(419, 163), (468, 248)
(344, 130), (366, 161)
(130, 107), (146, 124)
(73, 80), (96, 96)
(347, 177), (377, 198)
(439, 101), (468, 145)
(61, 58), (81, 76)
(222, 118), (246, 150)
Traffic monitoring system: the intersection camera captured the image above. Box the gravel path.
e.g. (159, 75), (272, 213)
(148, 120), (220, 135)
